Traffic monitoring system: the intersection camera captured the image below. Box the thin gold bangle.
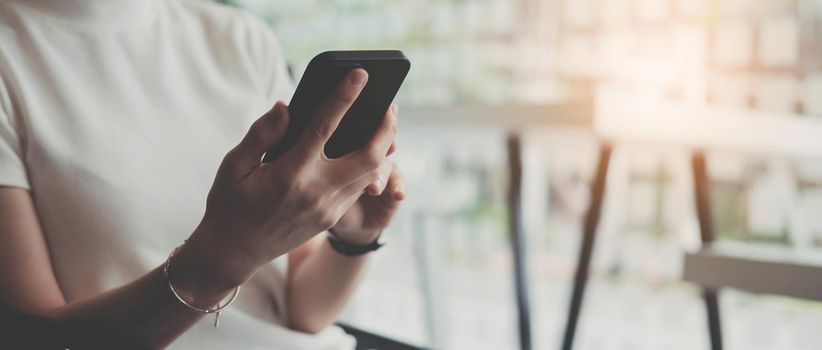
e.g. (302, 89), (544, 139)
(163, 240), (241, 328)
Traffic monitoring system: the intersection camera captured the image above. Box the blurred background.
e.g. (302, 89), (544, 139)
(220, 1), (822, 349)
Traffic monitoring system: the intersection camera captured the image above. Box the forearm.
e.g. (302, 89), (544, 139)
(286, 236), (371, 334)
(46, 239), (237, 349)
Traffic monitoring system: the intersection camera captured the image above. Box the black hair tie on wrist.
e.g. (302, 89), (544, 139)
(326, 231), (385, 256)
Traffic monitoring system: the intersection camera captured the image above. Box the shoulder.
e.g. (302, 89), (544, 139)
(169, 0), (264, 27)
(0, 4), (24, 121)
(167, 0), (282, 50)
(162, 1), (292, 100)
(165, 0), (286, 74)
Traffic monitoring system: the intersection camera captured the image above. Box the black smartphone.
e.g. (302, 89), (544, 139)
(263, 50), (411, 161)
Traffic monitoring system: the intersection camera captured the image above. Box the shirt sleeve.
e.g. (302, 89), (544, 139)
(0, 106), (29, 190)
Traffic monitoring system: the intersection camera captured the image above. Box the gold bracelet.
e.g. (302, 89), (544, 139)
(163, 240), (241, 327)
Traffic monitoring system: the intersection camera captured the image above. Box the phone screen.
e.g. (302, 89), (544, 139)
(325, 60), (408, 158)
(263, 51), (409, 162)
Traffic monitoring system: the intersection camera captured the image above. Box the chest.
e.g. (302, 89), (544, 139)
(3, 23), (271, 243)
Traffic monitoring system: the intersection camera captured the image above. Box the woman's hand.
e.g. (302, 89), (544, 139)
(330, 163), (404, 244)
(173, 69), (395, 295)
(330, 105), (404, 244)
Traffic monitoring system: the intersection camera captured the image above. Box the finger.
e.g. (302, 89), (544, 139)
(296, 69), (368, 155)
(385, 105), (399, 156)
(366, 162), (393, 196)
(387, 141), (397, 156)
(336, 161), (391, 202)
(227, 101), (289, 172)
(329, 101), (397, 186)
(335, 162), (394, 216)
(387, 103), (398, 120)
(384, 168), (405, 202)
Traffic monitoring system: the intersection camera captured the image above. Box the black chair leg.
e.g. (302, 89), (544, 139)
(507, 133), (532, 350)
(561, 143), (612, 350)
(703, 289), (723, 350)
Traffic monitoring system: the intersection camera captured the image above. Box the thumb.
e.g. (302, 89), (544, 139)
(228, 101), (290, 172)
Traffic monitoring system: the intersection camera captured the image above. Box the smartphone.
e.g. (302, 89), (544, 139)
(263, 50), (411, 161)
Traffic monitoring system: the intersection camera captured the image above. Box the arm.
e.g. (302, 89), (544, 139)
(286, 235), (371, 334)
(287, 129), (405, 333)
(0, 69), (395, 348)
(0, 187), (66, 312)
(0, 186), (237, 348)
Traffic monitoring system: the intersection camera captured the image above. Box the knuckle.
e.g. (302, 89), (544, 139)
(386, 119), (397, 134)
(360, 153), (381, 172)
(335, 87), (359, 105)
(311, 120), (333, 140)
(368, 168), (382, 182)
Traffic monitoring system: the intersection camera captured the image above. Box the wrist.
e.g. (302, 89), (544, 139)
(164, 239), (243, 327)
(170, 234), (249, 298)
(326, 230), (384, 257)
(328, 227), (382, 245)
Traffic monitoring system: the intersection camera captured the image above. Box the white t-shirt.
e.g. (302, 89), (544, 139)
(0, 0), (354, 348)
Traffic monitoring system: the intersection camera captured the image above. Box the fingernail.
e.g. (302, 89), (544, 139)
(390, 104), (398, 114)
(350, 69), (368, 87)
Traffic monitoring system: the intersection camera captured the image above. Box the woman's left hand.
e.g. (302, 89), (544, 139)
(330, 162), (404, 244)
